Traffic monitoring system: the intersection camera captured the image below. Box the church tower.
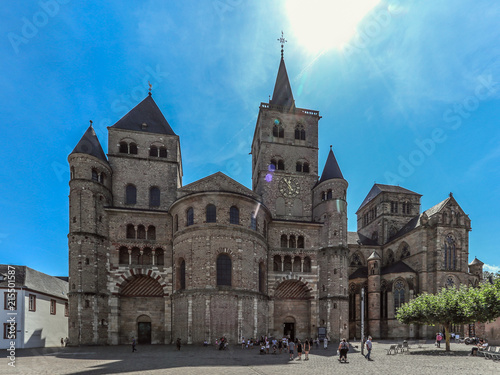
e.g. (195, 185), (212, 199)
(251, 36), (321, 220)
(68, 124), (112, 345)
(313, 147), (350, 341)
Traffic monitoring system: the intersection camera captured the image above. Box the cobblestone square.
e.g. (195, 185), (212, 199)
(2, 341), (499, 375)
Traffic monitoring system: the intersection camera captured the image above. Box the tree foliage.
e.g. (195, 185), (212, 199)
(396, 279), (500, 351)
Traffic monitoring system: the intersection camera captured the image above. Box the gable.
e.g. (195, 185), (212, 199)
(177, 172), (259, 199)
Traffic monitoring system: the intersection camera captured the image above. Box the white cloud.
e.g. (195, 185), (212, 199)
(483, 264), (500, 273)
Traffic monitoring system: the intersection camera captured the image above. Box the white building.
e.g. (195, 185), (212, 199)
(0, 265), (68, 349)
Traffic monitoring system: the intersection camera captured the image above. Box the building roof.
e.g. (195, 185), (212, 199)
(0, 265), (68, 299)
(70, 125), (108, 162)
(318, 147), (344, 182)
(269, 57), (295, 109)
(349, 267), (368, 280)
(347, 232), (379, 246)
(110, 94), (176, 135)
(381, 260), (416, 275)
(469, 257), (484, 266)
(367, 251), (381, 261)
(356, 184), (421, 213)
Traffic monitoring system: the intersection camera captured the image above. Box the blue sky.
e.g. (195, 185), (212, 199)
(1, 0), (499, 276)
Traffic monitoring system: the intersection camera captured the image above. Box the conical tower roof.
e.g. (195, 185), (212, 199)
(270, 57), (295, 109)
(70, 125), (107, 162)
(319, 146), (344, 183)
(111, 94), (176, 135)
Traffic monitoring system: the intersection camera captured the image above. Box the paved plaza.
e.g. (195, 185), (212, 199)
(2, 341), (499, 375)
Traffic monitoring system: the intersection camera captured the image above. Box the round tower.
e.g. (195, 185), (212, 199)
(68, 125), (112, 345)
(367, 251), (381, 338)
(313, 146), (349, 342)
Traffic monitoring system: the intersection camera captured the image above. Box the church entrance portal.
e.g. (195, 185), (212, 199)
(284, 323), (295, 341)
(138, 322), (151, 344)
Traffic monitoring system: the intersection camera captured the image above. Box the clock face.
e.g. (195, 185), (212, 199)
(279, 177), (300, 198)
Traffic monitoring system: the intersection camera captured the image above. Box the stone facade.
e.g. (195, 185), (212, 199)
(68, 55), (482, 346)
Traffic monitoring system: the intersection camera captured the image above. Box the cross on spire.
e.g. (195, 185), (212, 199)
(277, 30), (287, 59)
(148, 81), (152, 96)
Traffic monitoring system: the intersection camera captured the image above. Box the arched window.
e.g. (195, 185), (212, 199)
(129, 143), (138, 154)
(131, 247), (141, 265)
(303, 163), (309, 173)
(277, 160), (285, 170)
(295, 127), (301, 139)
(386, 250), (395, 265)
(186, 207), (194, 226)
(159, 147), (167, 158)
(327, 190), (333, 200)
(297, 236), (304, 248)
(400, 243), (410, 259)
(149, 187), (160, 207)
(283, 255), (292, 272)
(321, 191), (326, 201)
(99, 172), (106, 184)
(380, 281), (388, 319)
(289, 235), (296, 248)
(92, 169), (98, 181)
(349, 285), (357, 321)
(119, 141), (128, 153)
(137, 225), (146, 239)
(142, 247), (152, 265)
(294, 125), (306, 140)
(149, 145), (158, 157)
(259, 262), (265, 293)
(147, 226), (156, 240)
(280, 234), (288, 248)
(119, 246), (129, 264)
(217, 254), (232, 286)
(273, 255), (281, 271)
(155, 248), (164, 266)
(270, 159), (277, 170)
(126, 224), (135, 239)
(70, 166), (75, 179)
(126, 184), (137, 205)
(206, 204), (216, 223)
(300, 128), (305, 140)
(250, 213), (257, 230)
(296, 162), (302, 172)
(444, 234), (456, 270)
(303, 256), (311, 272)
(394, 280), (405, 313)
(350, 253), (363, 266)
(179, 259), (186, 290)
(293, 256), (301, 272)
(229, 206), (239, 224)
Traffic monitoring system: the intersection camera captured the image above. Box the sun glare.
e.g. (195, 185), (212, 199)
(286, 0), (381, 54)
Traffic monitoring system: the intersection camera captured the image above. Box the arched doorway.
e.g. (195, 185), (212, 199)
(137, 315), (152, 344)
(273, 279), (312, 340)
(118, 274), (165, 344)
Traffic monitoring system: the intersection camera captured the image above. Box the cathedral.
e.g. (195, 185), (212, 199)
(67, 46), (483, 346)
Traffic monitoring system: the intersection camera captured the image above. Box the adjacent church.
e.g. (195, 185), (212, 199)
(68, 47), (483, 345)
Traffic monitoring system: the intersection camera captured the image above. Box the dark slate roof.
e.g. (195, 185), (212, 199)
(469, 257), (484, 266)
(319, 147), (344, 182)
(110, 94), (176, 135)
(270, 58), (295, 109)
(0, 265), (68, 299)
(381, 260), (416, 275)
(349, 267), (368, 280)
(356, 184), (421, 213)
(71, 125), (108, 162)
(347, 232), (379, 246)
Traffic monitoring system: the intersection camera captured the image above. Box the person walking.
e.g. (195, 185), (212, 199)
(323, 337), (328, 350)
(364, 336), (373, 361)
(304, 339), (310, 361)
(296, 340), (303, 360)
(132, 337), (137, 352)
(338, 338), (349, 363)
(436, 333), (443, 348)
(176, 338), (181, 351)
(288, 339), (295, 360)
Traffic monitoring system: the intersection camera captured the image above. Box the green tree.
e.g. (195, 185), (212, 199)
(396, 280), (500, 351)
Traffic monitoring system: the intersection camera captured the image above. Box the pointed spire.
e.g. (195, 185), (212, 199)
(270, 32), (295, 109)
(319, 145), (344, 183)
(71, 125), (107, 162)
(111, 95), (176, 135)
